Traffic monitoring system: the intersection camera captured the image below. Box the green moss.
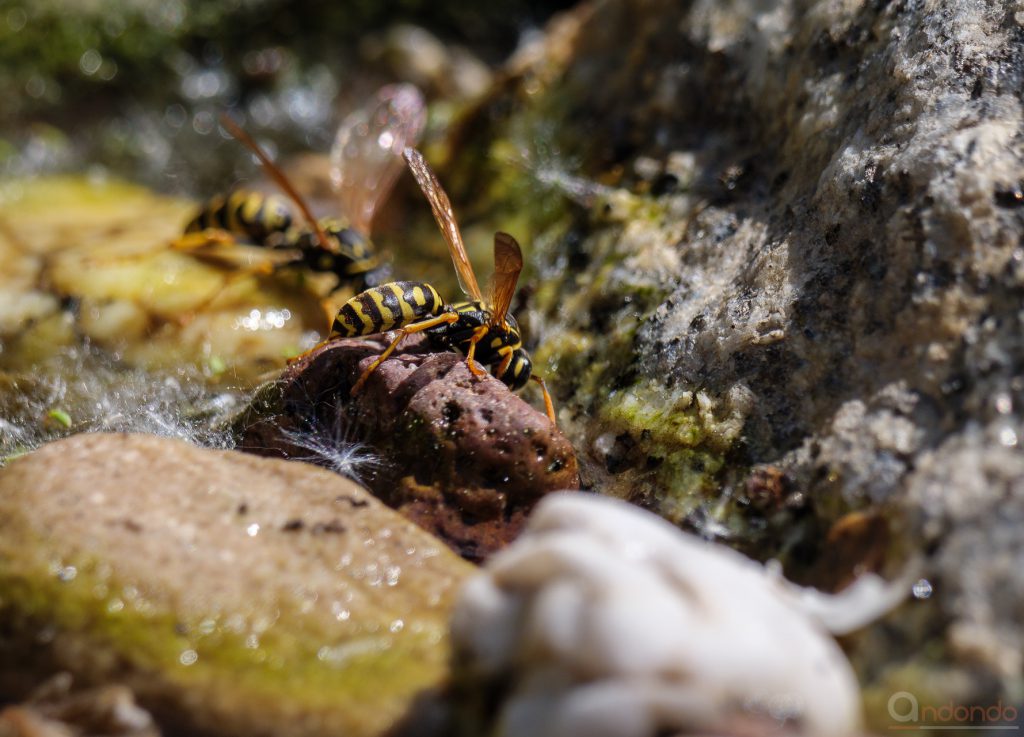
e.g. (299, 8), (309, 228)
(594, 380), (739, 513)
(601, 385), (703, 448)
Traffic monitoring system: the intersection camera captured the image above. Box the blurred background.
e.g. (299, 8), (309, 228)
(0, 0), (574, 193)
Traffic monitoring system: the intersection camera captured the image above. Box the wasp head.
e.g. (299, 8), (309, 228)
(297, 221), (386, 287)
(479, 311), (532, 390)
(499, 346), (533, 391)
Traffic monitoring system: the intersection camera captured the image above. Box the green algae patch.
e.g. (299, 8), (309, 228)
(591, 380), (750, 519)
(600, 382), (744, 455)
(0, 561), (448, 734)
(0, 433), (474, 737)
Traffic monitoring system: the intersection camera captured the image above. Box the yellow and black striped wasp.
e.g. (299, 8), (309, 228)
(329, 147), (556, 424)
(175, 84), (426, 294)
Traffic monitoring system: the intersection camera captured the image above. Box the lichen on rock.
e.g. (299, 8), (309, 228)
(434, 0), (1024, 719)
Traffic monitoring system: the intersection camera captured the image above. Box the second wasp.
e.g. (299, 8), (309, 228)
(175, 84), (426, 296)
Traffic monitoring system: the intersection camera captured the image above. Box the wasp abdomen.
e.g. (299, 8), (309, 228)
(185, 190), (293, 243)
(332, 281), (443, 337)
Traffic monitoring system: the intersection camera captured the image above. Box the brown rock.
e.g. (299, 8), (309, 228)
(234, 337), (580, 561)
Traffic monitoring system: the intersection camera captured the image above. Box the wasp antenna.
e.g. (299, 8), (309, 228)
(403, 147), (484, 302)
(219, 113), (334, 253)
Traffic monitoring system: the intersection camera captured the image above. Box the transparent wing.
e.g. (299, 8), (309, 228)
(488, 232), (522, 326)
(220, 114), (335, 253)
(403, 147), (483, 302)
(330, 84), (426, 235)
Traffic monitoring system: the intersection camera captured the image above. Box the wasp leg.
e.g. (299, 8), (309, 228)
(286, 334), (334, 365)
(531, 374), (557, 425)
(464, 326), (491, 378)
(351, 312), (460, 394)
(170, 228), (237, 251)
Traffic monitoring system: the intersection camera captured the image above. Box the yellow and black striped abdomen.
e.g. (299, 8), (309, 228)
(184, 190), (293, 243)
(331, 281), (443, 337)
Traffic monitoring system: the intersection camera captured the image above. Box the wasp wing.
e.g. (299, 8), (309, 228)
(488, 232), (522, 326)
(330, 84), (426, 235)
(403, 147), (484, 302)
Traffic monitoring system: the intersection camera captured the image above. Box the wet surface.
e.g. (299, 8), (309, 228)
(0, 433), (473, 737)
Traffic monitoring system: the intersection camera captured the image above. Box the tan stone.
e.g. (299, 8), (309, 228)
(0, 433), (473, 737)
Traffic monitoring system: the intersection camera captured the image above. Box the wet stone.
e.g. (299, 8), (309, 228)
(0, 433), (474, 737)
(233, 336), (580, 562)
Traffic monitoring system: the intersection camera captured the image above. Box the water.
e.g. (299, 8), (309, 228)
(0, 345), (243, 464)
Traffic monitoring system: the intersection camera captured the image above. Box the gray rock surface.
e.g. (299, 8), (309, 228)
(444, 0), (1024, 718)
(0, 433), (473, 737)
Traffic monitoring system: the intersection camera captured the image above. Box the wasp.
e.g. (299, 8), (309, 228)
(329, 148), (556, 424)
(175, 84), (426, 294)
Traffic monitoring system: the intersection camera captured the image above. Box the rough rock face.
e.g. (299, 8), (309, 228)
(233, 336), (580, 561)
(441, 0), (1024, 719)
(0, 433), (474, 737)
